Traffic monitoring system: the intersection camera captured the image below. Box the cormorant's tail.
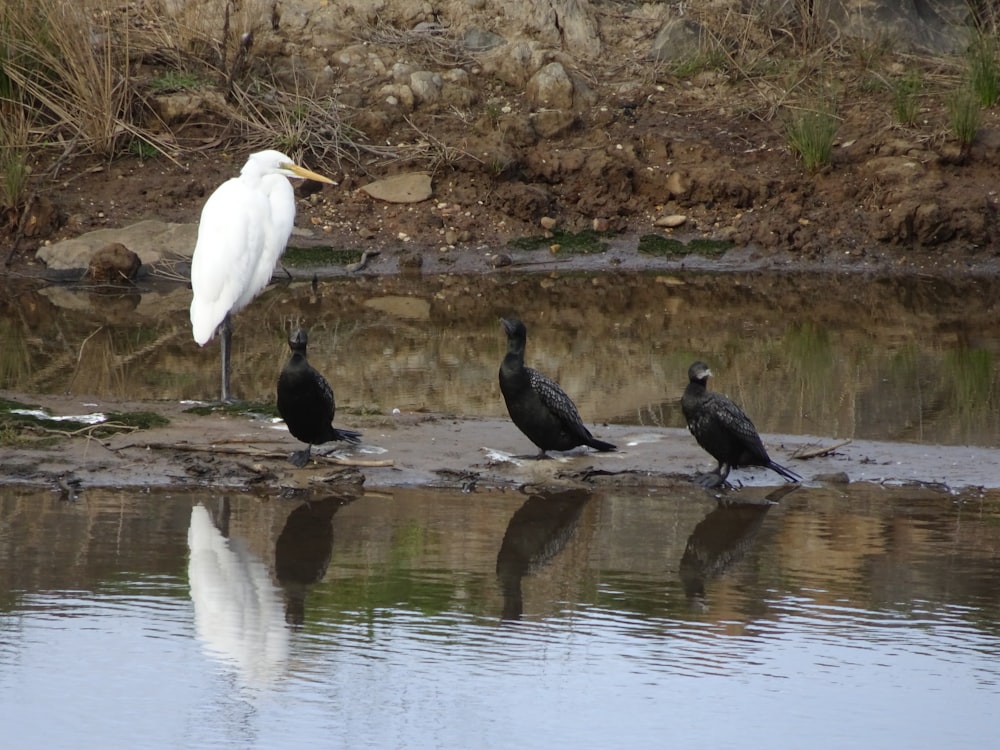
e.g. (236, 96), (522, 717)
(587, 437), (617, 452)
(332, 428), (363, 445)
(768, 460), (801, 483)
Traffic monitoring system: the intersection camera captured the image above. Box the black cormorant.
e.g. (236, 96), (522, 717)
(681, 361), (800, 488)
(277, 328), (361, 467)
(499, 317), (616, 457)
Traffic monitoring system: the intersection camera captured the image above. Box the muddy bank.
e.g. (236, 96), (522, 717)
(2, 390), (996, 494)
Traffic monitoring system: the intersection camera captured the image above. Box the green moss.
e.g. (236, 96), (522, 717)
(0, 398), (170, 442)
(283, 246), (363, 268)
(637, 234), (733, 257)
(508, 229), (610, 255)
(687, 238), (733, 256)
(184, 401), (279, 418)
(637, 235), (687, 256)
(103, 411), (169, 430)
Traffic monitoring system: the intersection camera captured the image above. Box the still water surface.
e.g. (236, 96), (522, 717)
(1, 484), (998, 748)
(4, 269), (1000, 446)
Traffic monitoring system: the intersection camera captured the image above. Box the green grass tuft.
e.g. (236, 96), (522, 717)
(948, 88), (981, 147)
(785, 107), (839, 171)
(891, 73), (922, 126)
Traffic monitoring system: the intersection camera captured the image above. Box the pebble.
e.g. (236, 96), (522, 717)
(654, 214), (687, 228)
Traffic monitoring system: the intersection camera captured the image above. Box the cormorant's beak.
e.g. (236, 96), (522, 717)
(290, 328), (308, 346)
(500, 318), (517, 336)
(282, 162), (337, 185)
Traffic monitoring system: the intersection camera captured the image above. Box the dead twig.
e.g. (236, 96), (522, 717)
(790, 438), (852, 460)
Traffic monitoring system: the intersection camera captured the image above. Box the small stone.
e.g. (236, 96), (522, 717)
(540, 216), (557, 230)
(87, 242), (140, 283)
(444, 229), (460, 245)
(592, 217), (609, 232)
(654, 214), (687, 228)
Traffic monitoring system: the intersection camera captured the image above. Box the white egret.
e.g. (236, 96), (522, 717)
(189, 149), (336, 401)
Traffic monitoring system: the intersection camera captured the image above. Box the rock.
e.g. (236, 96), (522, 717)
(592, 217), (609, 232)
(20, 195), (62, 238)
(530, 110), (577, 138)
(149, 91), (226, 123)
(863, 156), (924, 183)
(409, 71), (443, 104)
(360, 173), (433, 204)
(526, 62), (574, 110)
(377, 83), (415, 111)
(480, 40), (549, 88)
(666, 172), (689, 197)
(540, 216), (558, 230)
(649, 19), (705, 63)
(38, 220), (198, 271)
(463, 28), (505, 52)
(391, 62), (417, 83)
(654, 214), (687, 228)
(363, 294), (430, 319)
(397, 252), (424, 273)
(86, 243), (141, 283)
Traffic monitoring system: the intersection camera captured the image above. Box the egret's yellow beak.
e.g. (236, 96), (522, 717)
(283, 162), (337, 185)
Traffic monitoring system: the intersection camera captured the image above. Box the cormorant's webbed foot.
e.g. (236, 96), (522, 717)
(288, 447), (312, 468)
(694, 471), (726, 489)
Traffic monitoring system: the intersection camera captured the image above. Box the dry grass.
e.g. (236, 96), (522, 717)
(1, 0), (133, 156)
(0, 0), (994, 202)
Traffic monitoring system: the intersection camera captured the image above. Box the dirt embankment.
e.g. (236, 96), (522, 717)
(6, 1), (1000, 276)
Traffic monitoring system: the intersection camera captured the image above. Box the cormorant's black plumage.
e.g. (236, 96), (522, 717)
(681, 361), (800, 487)
(277, 328), (361, 467)
(498, 317), (616, 457)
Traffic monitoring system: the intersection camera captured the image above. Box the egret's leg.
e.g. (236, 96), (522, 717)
(220, 313), (233, 402)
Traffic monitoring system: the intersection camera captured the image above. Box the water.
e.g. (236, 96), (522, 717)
(4, 269), (1000, 446)
(2, 485), (998, 748)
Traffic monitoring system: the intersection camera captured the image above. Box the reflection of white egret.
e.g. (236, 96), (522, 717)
(189, 150), (336, 401)
(187, 504), (289, 689)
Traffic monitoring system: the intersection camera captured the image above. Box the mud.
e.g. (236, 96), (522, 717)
(3, 389), (997, 495)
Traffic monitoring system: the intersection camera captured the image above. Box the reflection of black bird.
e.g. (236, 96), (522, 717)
(681, 361), (801, 488)
(679, 500), (773, 601)
(277, 328), (362, 467)
(275, 496), (351, 626)
(496, 489), (591, 620)
(498, 318), (616, 457)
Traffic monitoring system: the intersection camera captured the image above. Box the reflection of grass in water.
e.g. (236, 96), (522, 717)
(944, 348), (994, 415)
(0, 320), (32, 389)
(299, 522), (491, 620)
(783, 323), (833, 369)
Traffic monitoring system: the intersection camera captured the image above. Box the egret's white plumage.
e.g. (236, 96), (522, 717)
(189, 149), (335, 400)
